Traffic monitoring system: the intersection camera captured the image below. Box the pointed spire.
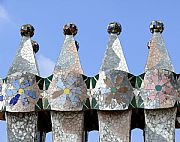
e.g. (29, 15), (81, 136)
(100, 22), (129, 72)
(145, 21), (175, 72)
(8, 24), (40, 76)
(53, 23), (83, 74)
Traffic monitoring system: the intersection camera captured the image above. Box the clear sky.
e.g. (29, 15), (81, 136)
(0, 0), (180, 141)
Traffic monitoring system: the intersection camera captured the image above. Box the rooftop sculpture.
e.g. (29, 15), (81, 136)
(0, 21), (180, 142)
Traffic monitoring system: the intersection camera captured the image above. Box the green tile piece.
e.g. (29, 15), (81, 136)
(129, 76), (136, 88)
(85, 78), (91, 89)
(91, 74), (99, 88)
(136, 77), (142, 88)
(45, 78), (49, 90)
(129, 96), (137, 108)
(44, 98), (51, 109)
(92, 98), (99, 109)
(92, 78), (96, 88)
(175, 101), (180, 107)
(137, 96), (144, 108)
(35, 98), (43, 110)
(95, 74), (99, 80)
(3, 77), (7, 83)
(36, 76), (44, 90)
(82, 75), (91, 89)
(44, 75), (53, 90)
(82, 74), (88, 81)
(82, 74), (99, 89)
(83, 99), (91, 110)
(47, 74), (53, 81)
(128, 73), (134, 79)
(36, 75), (41, 82)
(172, 72), (179, 82)
(139, 73), (145, 79)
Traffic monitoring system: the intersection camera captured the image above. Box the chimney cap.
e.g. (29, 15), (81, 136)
(107, 22), (122, 35)
(20, 24), (35, 37)
(150, 20), (164, 34)
(63, 23), (78, 36)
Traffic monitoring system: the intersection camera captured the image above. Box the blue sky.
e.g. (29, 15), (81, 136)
(0, 0), (180, 141)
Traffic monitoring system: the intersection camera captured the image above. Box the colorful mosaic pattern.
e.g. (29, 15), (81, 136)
(47, 72), (88, 111)
(1, 23), (180, 113)
(0, 70), (180, 112)
(141, 69), (177, 109)
(1, 21), (180, 142)
(5, 72), (40, 112)
(93, 70), (134, 110)
(35, 75), (53, 110)
(144, 22), (178, 142)
(129, 73), (145, 108)
(82, 74), (99, 109)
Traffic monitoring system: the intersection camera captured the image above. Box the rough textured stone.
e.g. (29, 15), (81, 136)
(51, 111), (84, 142)
(144, 107), (176, 142)
(145, 32), (174, 72)
(98, 110), (131, 142)
(6, 112), (38, 142)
